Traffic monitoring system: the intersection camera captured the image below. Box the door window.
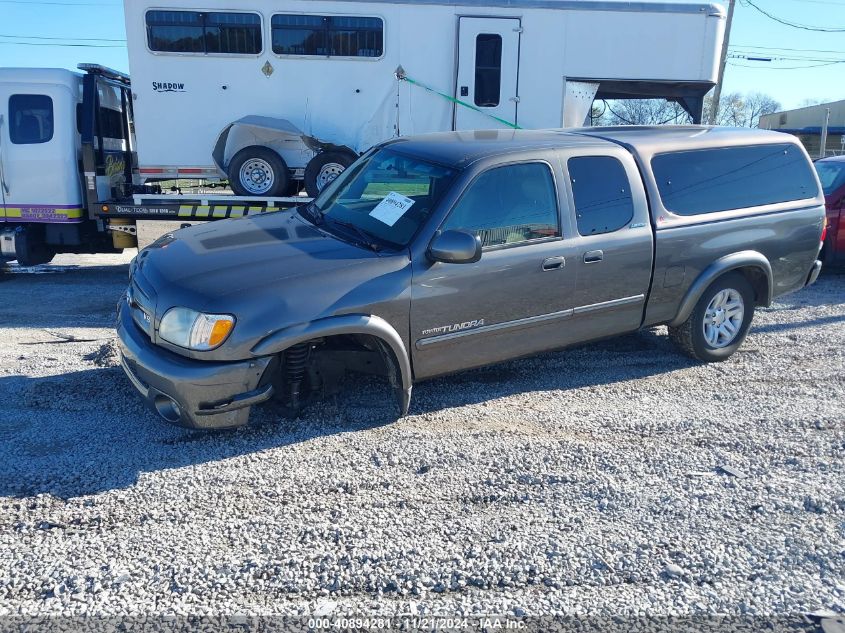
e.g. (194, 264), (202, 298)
(568, 156), (634, 236)
(9, 94), (53, 145)
(474, 34), (502, 107)
(443, 162), (559, 247)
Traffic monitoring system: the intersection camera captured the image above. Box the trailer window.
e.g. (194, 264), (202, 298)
(146, 10), (262, 55)
(271, 15), (383, 58)
(652, 144), (819, 216)
(568, 156), (634, 236)
(9, 94), (53, 145)
(474, 34), (502, 108)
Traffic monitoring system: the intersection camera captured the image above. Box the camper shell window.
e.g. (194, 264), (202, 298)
(272, 14), (383, 58)
(652, 144), (819, 216)
(146, 10), (262, 55)
(9, 94), (53, 145)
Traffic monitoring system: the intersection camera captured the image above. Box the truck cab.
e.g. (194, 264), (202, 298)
(0, 65), (135, 265)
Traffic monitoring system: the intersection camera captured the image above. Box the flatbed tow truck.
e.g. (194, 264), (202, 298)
(0, 64), (302, 266)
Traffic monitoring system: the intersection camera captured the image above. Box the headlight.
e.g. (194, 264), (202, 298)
(158, 307), (235, 351)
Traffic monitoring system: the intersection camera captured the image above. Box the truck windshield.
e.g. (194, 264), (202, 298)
(815, 161), (845, 196)
(311, 148), (458, 249)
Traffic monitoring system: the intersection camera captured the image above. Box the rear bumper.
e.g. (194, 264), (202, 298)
(116, 299), (274, 429)
(806, 260), (822, 287)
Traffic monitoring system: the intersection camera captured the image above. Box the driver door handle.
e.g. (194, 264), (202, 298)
(542, 256), (566, 271)
(584, 250), (604, 264)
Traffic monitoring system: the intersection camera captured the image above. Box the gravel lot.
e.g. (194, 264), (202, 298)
(0, 253), (843, 621)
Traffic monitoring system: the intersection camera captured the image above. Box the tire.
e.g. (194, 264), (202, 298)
(669, 272), (755, 362)
(228, 146), (289, 197)
(304, 151), (356, 198)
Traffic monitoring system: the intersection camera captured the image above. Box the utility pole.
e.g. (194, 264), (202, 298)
(819, 108), (831, 159)
(708, 0), (736, 126)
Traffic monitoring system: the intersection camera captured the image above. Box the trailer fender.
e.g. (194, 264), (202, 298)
(668, 251), (773, 327)
(251, 313), (413, 416)
(212, 116), (355, 175)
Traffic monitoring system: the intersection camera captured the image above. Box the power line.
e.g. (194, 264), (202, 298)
(728, 60), (845, 70)
(740, 0), (845, 32)
(0, 0), (121, 5)
(0, 41), (125, 48)
(0, 33), (125, 42)
(731, 45), (845, 55)
(730, 52), (845, 62)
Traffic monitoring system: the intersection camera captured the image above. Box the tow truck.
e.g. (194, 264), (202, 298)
(0, 64), (300, 266)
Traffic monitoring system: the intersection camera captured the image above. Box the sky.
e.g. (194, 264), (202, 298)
(0, 0), (843, 112)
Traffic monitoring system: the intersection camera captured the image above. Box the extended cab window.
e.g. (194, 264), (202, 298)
(9, 94), (53, 145)
(444, 163), (559, 247)
(652, 143), (818, 215)
(568, 156), (634, 236)
(146, 10), (262, 55)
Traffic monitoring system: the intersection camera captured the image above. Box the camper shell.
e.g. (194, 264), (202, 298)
(123, 0), (726, 196)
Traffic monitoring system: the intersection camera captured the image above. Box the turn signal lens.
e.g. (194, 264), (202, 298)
(208, 317), (235, 347)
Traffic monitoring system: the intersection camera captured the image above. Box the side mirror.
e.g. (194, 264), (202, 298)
(428, 230), (482, 264)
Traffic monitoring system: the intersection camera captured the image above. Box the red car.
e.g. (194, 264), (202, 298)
(816, 156), (845, 267)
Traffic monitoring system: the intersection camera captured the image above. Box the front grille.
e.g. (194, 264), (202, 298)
(127, 280), (155, 339)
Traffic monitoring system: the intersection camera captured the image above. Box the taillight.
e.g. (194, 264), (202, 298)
(821, 223), (828, 243)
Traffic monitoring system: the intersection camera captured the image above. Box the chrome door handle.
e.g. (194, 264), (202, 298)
(584, 250), (604, 263)
(542, 256), (566, 271)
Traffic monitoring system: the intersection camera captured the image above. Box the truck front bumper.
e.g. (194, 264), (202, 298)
(117, 300), (274, 429)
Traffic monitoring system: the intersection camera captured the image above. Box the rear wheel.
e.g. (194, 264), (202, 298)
(228, 146), (289, 197)
(304, 151), (356, 198)
(669, 273), (755, 362)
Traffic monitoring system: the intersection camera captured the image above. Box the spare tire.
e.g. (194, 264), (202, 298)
(228, 146), (289, 197)
(304, 151), (356, 198)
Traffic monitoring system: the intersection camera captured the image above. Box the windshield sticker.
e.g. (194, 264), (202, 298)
(369, 192), (415, 226)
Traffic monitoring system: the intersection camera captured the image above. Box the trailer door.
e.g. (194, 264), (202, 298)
(454, 17), (520, 131)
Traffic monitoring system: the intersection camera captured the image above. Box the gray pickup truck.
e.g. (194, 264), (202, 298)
(117, 126), (825, 429)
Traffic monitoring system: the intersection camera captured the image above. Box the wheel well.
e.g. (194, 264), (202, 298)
(271, 333), (404, 411)
(733, 266), (770, 307)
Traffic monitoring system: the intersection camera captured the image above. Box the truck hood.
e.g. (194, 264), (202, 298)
(134, 210), (384, 305)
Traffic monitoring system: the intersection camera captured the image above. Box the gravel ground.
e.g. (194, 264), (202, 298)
(0, 254), (843, 622)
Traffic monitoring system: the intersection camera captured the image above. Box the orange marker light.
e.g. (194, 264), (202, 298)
(208, 318), (234, 347)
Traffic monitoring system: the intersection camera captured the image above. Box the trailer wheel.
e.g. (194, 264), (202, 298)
(228, 146), (290, 197)
(304, 151), (356, 198)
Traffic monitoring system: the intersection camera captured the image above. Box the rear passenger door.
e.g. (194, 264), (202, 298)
(564, 151), (653, 338)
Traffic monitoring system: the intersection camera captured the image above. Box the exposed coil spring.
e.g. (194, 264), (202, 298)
(285, 343), (311, 381)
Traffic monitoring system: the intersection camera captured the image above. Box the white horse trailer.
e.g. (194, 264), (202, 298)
(123, 0), (726, 196)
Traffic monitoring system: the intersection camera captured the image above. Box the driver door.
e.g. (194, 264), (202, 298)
(410, 159), (579, 379)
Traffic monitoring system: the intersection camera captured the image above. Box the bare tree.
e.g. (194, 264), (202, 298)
(591, 92), (781, 128)
(596, 99), (689, 126)
(703, 92), (781, 127)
